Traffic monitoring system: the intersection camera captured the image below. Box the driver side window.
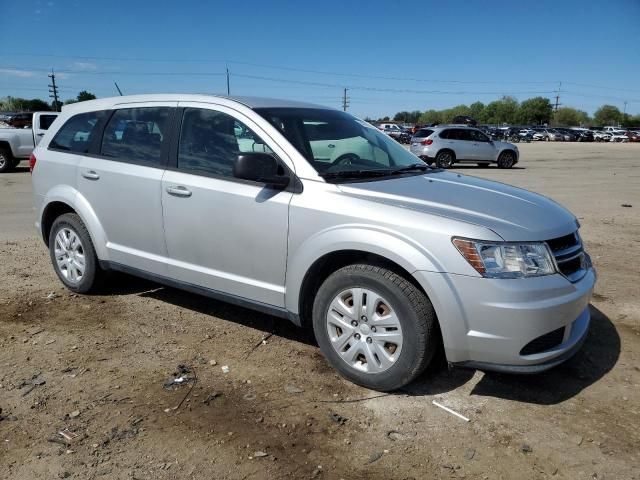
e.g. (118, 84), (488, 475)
(178, 108), (273, 178)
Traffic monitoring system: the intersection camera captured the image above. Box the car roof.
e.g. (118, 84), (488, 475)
(60, 94), (331, 114)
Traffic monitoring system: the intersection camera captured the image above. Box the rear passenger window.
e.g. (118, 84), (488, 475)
(101, 107), (171, 166)
(49, 112), (106, 153)
(39, 115), (58, 130)
(178, 108), (273, 178)
(415, 129), (433, 137)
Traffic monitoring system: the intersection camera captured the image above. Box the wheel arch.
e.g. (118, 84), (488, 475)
(40, 188), (109, 259)
(435, 148), (456, 160)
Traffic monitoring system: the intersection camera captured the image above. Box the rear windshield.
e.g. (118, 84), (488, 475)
(414, 129), (434, 137)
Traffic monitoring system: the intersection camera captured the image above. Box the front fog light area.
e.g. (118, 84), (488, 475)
(453, 238), (556, 278)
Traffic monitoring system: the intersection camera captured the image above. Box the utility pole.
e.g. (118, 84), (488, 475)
(48, 70), (60, 111)
(114, 82), (123, 96)
(342, 88), (349, 112)
(226, 67), (230, 95)
(553, 81), (562, 114)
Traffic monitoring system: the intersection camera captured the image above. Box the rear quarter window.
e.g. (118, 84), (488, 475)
(49, 111), (107, 153)
(414, 129), (434, 137)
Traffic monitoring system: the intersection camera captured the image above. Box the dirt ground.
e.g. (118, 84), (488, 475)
(1, 142), (639, 480)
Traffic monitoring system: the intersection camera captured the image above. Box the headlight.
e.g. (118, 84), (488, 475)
(452, 238), (556, 278)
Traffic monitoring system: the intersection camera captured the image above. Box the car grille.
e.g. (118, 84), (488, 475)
(520, 327), (565, 356)
(546, 231), (588, 282)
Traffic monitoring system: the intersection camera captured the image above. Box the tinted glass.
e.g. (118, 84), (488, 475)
(469, 129), (489, 142)
(101, 107), (170, 166)
(39, 115), (58, 130)
(439, 129), (451, 139)
(50, 111), (106, 153)
(178, 108), (273, 177)
(414, 129), (434, 137)
(256, 107), (424, 174)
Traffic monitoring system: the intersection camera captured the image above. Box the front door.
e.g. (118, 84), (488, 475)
(161, 105), (292, 307)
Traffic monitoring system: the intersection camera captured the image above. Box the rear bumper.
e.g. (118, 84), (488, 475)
(413, 268), (596, 369)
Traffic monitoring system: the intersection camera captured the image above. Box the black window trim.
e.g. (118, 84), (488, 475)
(166, 106), (302, 193)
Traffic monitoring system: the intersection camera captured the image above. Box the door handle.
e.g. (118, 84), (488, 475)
(36, 133), (45, 137)
(166, 185), (192, 197)
(327, 144), (335, 148)
(81, 170), (100, 180)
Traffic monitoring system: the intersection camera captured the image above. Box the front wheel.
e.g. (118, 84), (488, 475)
(312, 264), (438, 391)
(49, 213), (104, 293)
(497, 151), (516, 169)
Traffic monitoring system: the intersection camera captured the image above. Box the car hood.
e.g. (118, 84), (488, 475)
(337, 171), (577, 241)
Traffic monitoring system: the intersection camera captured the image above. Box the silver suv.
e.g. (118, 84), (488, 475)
(410, 125), (519, 168)
(32, 95), (595, 391)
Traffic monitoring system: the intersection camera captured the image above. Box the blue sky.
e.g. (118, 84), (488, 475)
(1, 0), (638, 117)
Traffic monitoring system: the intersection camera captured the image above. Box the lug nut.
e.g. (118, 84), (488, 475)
(351, 320), (358, 327)
(366, 337), (372, 344)
(371, 326), (377, 333)
(354, 333), (361, 340)
(361, 315), (367, 322)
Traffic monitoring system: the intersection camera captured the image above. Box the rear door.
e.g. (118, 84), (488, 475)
(32, 113), (59, 145)
(76, 103), (176, 275)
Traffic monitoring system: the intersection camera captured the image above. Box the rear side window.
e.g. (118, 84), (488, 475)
(39, 115), (58, 130)
(101, 107), (171, 166)
(414, 129), (433, 137)
(49, 111), (105, 153)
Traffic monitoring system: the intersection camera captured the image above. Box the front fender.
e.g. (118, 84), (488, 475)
(284, 224), (442, 314)
(40, 186), (109, 260)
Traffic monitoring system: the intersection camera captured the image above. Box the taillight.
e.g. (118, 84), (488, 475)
(421, 139), (433, 145)
(29, 153), (37, 173)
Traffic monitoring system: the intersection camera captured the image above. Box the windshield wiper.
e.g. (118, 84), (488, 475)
(388, 163), (430, 174)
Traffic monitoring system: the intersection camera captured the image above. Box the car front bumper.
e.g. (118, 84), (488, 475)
(413, 267), (596, 372)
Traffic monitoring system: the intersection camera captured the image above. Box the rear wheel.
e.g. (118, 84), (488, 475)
(0, 147), (14, 173)
(312, 264), (438, 391)
(435, 150), (455, 168)
(49, 213), (104, 293)
(497, 151), (516, 169)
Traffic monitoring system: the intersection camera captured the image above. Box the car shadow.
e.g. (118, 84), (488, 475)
(448, 165), (526, 170)
(403, 305), (620, 404)
(11, 166), (30, 173)
(98, 275), (619, 403)
(99, 272), (316, 346)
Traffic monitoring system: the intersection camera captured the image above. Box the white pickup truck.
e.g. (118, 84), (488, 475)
(0, 112), (59, 172)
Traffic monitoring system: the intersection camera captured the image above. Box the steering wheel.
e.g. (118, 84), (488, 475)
(331, 153), (361, 167)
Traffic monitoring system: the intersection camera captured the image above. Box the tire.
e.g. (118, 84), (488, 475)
(497, 151), (516, 169)
(312, 264), (438, 391)
(49, 213), (104, 293)
(0, 147), (15, 173)
(435, 150), (455, 168)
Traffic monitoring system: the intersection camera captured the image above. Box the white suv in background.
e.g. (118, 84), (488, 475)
(410, 125), (519, 168)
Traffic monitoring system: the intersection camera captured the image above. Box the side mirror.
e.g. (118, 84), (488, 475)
(233, 153), (290, 188)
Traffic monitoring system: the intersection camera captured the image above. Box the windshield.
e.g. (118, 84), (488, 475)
(254, 107), (428, 181)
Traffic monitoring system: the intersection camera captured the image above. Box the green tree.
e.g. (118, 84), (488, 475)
(77, 90), (97, 102)
(0, 97), (52, 112)
(518, 97), (553, 125)
(553, 107), (590, 126)
(440, 104), (471, 123)
(468, 102), (485, 122)
(593, 105), (622, 126)
(418, 109), (442, 125)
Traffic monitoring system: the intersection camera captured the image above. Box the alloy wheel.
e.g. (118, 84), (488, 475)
(53, 227), (86, 284)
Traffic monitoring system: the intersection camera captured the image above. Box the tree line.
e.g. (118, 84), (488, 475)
(0, 91), (97, 112)
(385, 96), (639, 127)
